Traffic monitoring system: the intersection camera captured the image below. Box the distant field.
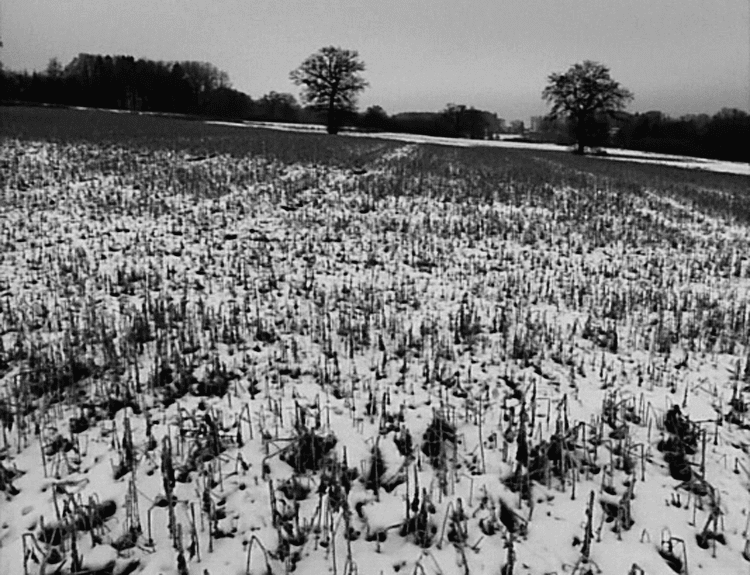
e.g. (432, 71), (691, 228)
(2, 103), (750, 575)
(2, 105), (748, 221)
(0, 105), (398, 166)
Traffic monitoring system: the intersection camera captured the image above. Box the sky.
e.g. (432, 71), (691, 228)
(2, 0), (748, 122)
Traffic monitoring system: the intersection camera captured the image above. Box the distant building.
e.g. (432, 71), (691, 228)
(476, 111), (505, 138)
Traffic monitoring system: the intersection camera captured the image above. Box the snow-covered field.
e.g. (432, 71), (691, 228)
(1, 131), (750, 575)
(205, 120), (750, 177)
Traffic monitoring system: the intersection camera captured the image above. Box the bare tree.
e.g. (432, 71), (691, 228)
(290, 46), (368, 134)
(45, 58), (63, 79)
(256, 91), (300, 122)
(542, 60), (633, 154)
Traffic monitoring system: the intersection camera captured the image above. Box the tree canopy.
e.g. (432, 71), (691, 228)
(290, 46), (368, 134)
(542, 61), (633, 153)
(4, 50), (744, 162)
(1, 53), (251, 118)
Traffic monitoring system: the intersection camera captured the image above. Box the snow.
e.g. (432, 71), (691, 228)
(1, 137), (750, 575)
(205, 120), (750, 176)
(82, 544), (118, 570)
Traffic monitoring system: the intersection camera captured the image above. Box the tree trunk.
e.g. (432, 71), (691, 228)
(573, 113), (587, 154)
(327, 91), (339, 135)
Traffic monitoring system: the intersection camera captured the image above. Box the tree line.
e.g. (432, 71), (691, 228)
(3, 54), (253, 119)
(528, 59), (748, 163)
(360, 105), (519, 139)
(530, 108), (749, 163)
(0, 52), (519, 139)
(613, 109), (749, 163)
(2, 50), (747, 162)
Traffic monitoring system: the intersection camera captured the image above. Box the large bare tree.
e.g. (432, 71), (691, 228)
(542, 61), (633, 154)
(290, 46), (368, 134)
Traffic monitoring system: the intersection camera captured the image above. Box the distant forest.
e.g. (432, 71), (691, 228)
(0, 54), (507, 139)
(531, 110), (749, 163)
(2, 53), (748, 162)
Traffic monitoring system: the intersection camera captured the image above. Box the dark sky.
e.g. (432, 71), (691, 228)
(2, 0), (748, 122)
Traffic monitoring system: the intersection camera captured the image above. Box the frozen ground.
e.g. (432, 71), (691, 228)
(205, 120), (750, 177)
(1, 138), (750, 575)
